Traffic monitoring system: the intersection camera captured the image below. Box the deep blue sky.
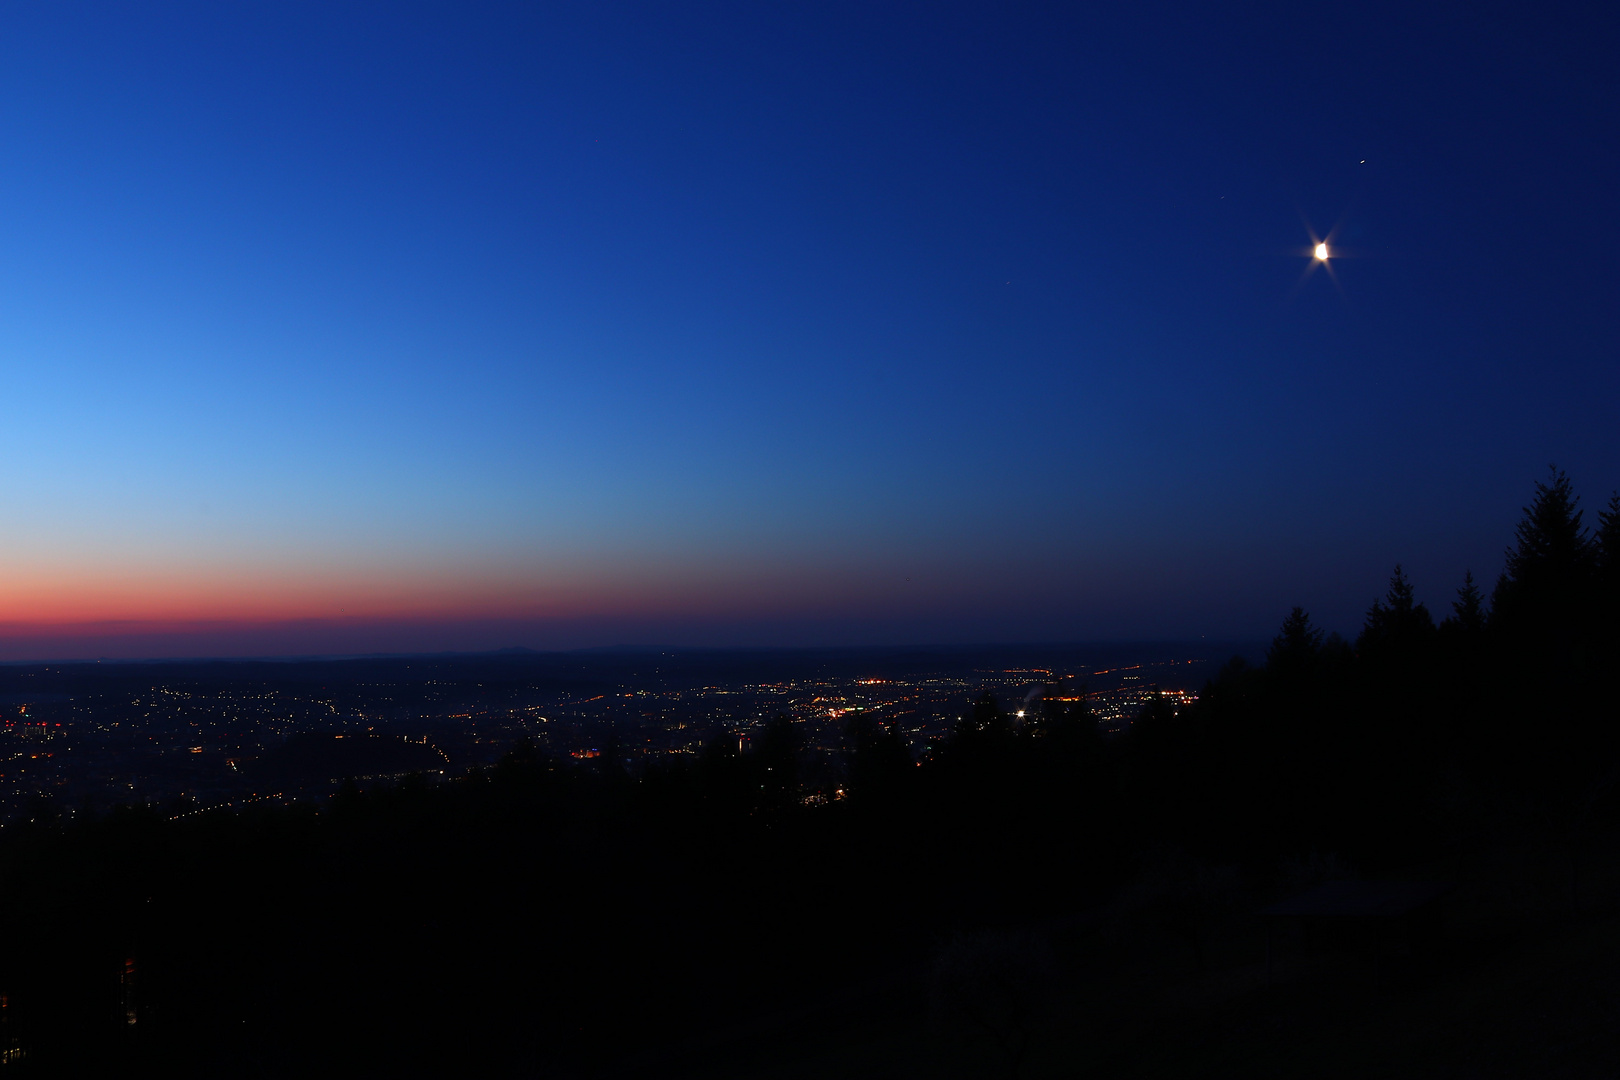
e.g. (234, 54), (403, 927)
(0, 1), (1615, 655)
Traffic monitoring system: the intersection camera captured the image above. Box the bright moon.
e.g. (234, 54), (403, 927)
(1314, 242), (1329, 261)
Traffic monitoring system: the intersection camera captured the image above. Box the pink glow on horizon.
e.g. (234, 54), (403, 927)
(0, 554), (1015, 657)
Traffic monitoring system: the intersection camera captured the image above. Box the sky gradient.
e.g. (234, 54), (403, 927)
(1, 1), (1617, 657)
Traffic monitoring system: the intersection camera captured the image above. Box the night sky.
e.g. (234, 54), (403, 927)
(0, 2), (1615, 657)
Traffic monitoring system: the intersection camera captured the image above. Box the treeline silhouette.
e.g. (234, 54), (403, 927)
(1, 468), (1618, 1076)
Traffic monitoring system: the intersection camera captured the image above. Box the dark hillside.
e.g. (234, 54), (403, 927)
(0, 468), (1617, 1077)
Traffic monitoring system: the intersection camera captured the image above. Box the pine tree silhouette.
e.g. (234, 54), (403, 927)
(1359, 564), (1436, 656)
(1445, 570), (1486, 634)
(1267, 607), (1323, 676)
(1492, 465), (1596, 636)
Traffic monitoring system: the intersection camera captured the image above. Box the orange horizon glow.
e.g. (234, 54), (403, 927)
(0, 554), (999, 635)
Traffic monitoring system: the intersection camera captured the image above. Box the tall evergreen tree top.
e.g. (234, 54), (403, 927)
(1267, 607), (1323, 675)
(1359, 565), (1435, 651)
(1445, 570), (1486, 634)
(1501, 466), (1592, 585)
(1386, 564), (1417, 613)
(1493, 466), (1597, 632)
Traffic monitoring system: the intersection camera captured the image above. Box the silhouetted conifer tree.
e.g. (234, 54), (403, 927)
(1486, 468), (1614, 820)
(1266, 607), (1322, 677)
(1349, 567), (1445, 859)
(1443, 570), (1487, 635)
(1359, 565), (1435, 653)
(1492, 466), (1596, 638)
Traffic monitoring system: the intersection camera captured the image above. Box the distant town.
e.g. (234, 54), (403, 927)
(0, 646), (1227, 824)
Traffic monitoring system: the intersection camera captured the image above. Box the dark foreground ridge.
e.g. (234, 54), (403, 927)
(0, 468), (1618, 1077)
